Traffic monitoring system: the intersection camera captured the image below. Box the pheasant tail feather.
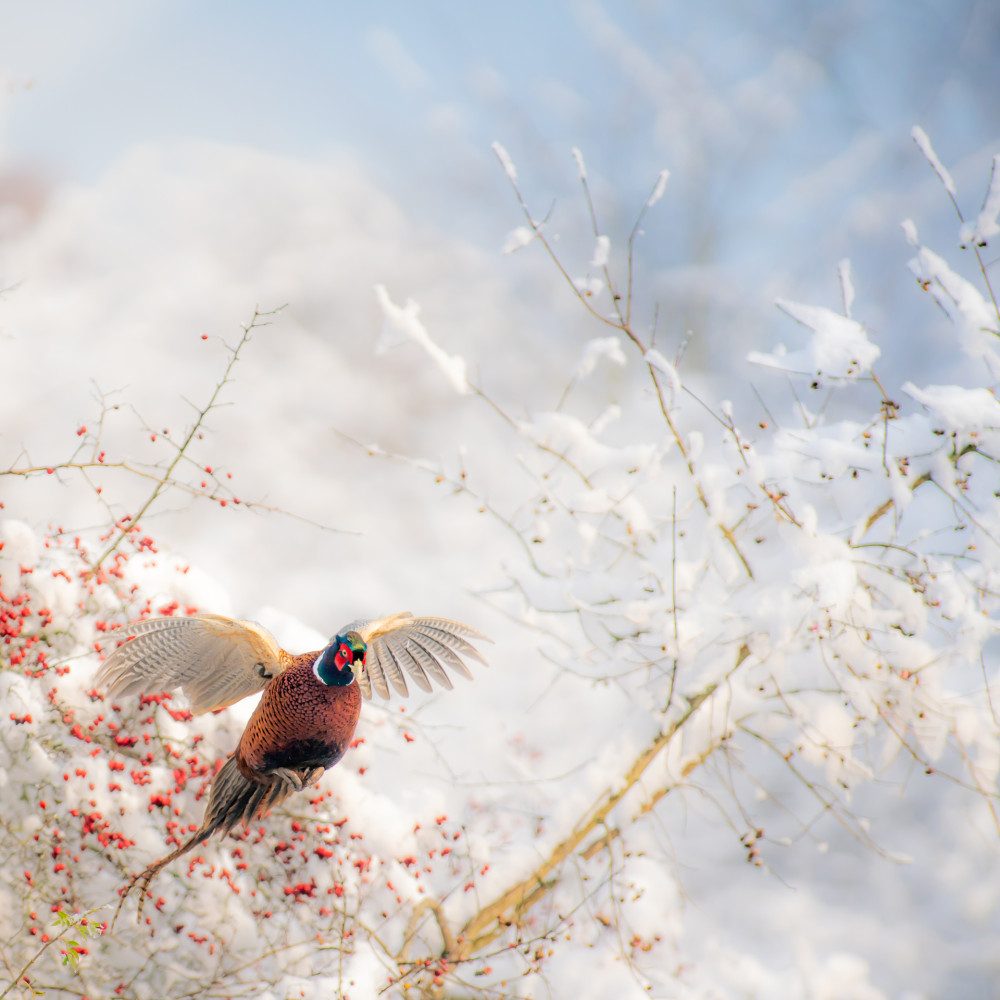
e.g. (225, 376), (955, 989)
(112, 757), (296, 927)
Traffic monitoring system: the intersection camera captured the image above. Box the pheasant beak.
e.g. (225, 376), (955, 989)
(349, 648), (367, 677)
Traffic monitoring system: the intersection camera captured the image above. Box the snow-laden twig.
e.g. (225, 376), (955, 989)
(374, 284), (470, 396)
(911, 126), (956, 198)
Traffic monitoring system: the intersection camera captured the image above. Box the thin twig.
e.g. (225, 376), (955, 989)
(0, 907), (108, 1000)
(456, 644), (750, 958)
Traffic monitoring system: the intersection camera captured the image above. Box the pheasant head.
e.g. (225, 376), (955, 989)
(312, 630), (366, 687)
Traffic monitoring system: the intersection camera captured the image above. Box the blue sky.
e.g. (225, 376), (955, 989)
(2, 1), (998, 372)
(6, 2), (997, 215)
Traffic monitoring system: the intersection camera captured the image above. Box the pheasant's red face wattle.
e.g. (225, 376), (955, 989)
(334, 643), (353, 669)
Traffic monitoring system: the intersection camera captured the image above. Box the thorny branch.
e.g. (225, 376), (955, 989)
(452, 645), (749, 960)
(492, 145), (755, 580)
(362, 145), (1000, 993)
(0, 907), (108, 1000)
(88, 308), (274, 569)
(1, 307), (344, 573)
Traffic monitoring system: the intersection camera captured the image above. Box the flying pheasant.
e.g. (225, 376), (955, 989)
(95, 611), (489, 926)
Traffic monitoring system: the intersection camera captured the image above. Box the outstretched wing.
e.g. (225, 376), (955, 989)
(350, 612), (491, 700)
(95, 614), (289, 715)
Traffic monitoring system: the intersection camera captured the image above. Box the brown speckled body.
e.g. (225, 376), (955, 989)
(237, 650), (361, 779)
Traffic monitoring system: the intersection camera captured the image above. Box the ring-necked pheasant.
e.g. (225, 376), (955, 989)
(95, 611), (489, 926)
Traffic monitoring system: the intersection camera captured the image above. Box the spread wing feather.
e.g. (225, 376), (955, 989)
(365, 637), (405, 699)
(410, 624), (485, 669)
(384, 634), (431, 694)
(353, 613), (490, 701)
(95, 614), (287, 715)
(403, 637), (453, 690)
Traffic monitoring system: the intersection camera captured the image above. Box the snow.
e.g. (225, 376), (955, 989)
(960, 153), (1000, 247)
(902, 382), (1000, 432)
(575, 335), (626, 378)
(491, 140), (517, 182)
(647, 168), (670, 208)
(0, 519), (40, 567)
(0, 95), (998, 1000)
(905, 239), (1000, 365)
(748, 297), (881, 378)
(373, 283), (470, 395)
(911, 125), (957, 196)
(838, 257), (855, 318)
(644, 347), (682, 390)
(501, 224), (535, 254)
(590, 232), (610, 268)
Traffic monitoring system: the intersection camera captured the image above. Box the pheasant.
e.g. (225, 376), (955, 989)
(95, 611), (489, 926)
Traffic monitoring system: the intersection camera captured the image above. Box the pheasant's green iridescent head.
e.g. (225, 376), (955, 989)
(313, 631), (366, 687)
